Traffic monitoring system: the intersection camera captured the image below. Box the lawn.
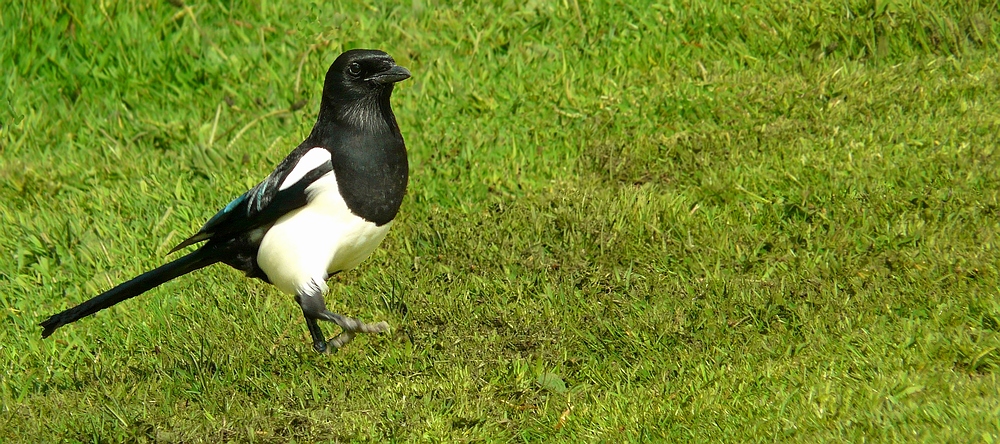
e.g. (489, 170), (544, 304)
(2, 0), (999, 441)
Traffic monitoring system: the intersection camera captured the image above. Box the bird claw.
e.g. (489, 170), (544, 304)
(327, 331), (357, 349)
(321, 320), (390, 351)
(359, 321), (390, 334)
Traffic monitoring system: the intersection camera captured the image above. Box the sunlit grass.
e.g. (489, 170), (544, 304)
(2, 0), (999, 441)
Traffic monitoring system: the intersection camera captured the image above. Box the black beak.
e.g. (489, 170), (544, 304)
(367, 65), (412, 85)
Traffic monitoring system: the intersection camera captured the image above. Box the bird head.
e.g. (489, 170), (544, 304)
(324, 49), (410, 103)
(318, 49), (410, 133)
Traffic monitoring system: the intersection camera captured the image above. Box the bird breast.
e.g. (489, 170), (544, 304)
(256, 172), (392, 296)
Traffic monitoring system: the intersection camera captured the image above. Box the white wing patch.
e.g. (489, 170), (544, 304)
(280, 148), (332, 191)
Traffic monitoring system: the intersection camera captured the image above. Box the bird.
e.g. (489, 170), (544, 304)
(39, 49), (411, 353)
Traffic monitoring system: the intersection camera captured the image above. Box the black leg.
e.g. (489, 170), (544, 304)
(297, 294), (328, 353)
(306, 317), (327, 353)
(296, 287), (389, 351)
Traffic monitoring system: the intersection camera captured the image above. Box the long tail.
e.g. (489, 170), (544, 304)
(39, 249), (220, 338)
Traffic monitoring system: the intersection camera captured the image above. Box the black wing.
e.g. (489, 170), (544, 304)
(169, 147), (334, 253)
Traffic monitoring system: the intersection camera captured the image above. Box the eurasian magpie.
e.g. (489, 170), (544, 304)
(39, 49), (411, 353)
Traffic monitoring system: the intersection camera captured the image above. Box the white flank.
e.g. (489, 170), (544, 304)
(257, 171), (392, 296)
(280, 148), (332, 191)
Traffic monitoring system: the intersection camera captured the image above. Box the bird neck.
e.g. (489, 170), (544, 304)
(310, 89), (398, 142)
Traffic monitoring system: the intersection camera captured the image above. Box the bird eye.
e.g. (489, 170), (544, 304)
(347, 62), (362, 77)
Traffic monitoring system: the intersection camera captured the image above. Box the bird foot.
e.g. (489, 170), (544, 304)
(313, 340), (328, 353)
(321, 320), (390, 351)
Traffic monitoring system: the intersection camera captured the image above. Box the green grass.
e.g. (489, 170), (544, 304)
(2, 0), (1000, 441)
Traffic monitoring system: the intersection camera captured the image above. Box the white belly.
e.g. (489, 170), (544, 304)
(256, 173), (392, 295)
